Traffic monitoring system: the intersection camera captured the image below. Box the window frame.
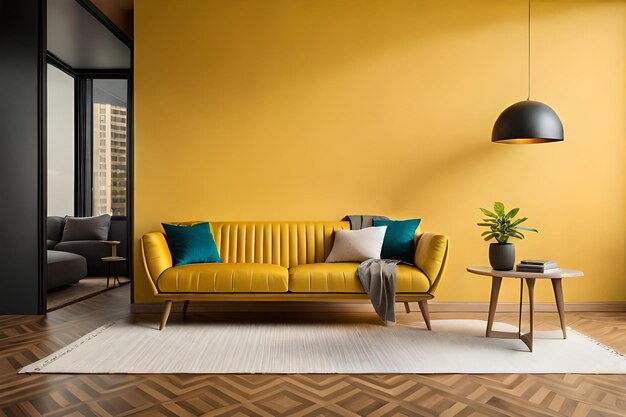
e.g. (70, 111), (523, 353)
(46, 53), (134, 293)
(76, 71), (130, 219)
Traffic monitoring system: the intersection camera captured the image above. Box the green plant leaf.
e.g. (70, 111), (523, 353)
(478, 202), (538, 243)
(509, 217), (528, 227)
(511, 230), (525, 239)
(480, 208), (498, 218)
(506, 208), (519, 219)
(515, 226), (538, 233)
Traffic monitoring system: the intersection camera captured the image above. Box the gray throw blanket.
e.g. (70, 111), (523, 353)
(342, 215), (389, 230)
(343, 214), (398, 325)
(358, 259), (401, 325)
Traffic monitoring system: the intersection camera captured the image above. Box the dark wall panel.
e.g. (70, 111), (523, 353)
(0, 0), (46, 314)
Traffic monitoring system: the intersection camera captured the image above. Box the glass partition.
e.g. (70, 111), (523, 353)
(47, 64), (75, 216)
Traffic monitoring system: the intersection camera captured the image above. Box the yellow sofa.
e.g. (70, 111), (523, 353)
(141, 221), (449, 330)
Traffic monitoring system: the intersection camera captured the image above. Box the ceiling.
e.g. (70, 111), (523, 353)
(90, 0), (133, 39)
(47, 0), (131, 70)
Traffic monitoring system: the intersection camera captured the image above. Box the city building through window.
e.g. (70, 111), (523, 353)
(92, 79), (128, 217)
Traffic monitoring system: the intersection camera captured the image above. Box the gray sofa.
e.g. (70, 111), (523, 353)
(47, 250), (87, 290)
(47, 215), (128, 280)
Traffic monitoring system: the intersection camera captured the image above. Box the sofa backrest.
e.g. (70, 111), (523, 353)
(212, 221), (351, 268)
(165, 221), (350, 268)
(47, 216), (66, 243)
(48, 215), (122, 242)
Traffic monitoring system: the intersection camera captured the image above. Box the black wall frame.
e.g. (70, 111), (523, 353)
(75, 76), (92, 217)
(38, 0), (48, 315)
(44, 0), (134, 306)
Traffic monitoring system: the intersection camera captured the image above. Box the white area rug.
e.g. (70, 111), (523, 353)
(20, 320), (625, 374)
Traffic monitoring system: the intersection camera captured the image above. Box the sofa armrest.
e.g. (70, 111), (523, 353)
(414, 233), (449, 293)
(141, 232), (173, 295)
(54, 240), (120, 277)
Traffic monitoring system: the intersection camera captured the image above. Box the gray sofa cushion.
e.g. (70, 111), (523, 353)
(62, 214), (111, 241)
(47, 240), (58, 249)
(47, 216), (66, 242)
(47, 250), (87, 290)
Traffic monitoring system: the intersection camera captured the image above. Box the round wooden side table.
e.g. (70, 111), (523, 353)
(102, 256), (126, 288)
(467, 265), (584, 352)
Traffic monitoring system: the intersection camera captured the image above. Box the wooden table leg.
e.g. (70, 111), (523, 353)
(404, 302), (410, 313)
(520, 278), (536, 352)
(551, 278), (567, 339)
(518, 279), (524, 338)
(486, 276), (502, 337)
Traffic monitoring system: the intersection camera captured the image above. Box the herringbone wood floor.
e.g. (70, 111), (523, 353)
(1, 286), (625, 417)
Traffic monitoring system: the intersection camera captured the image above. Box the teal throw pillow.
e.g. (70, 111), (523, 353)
(372, 218), (421, 264)
(162, 222), (221, 266)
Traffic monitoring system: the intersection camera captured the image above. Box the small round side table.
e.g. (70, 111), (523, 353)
(467, 265), (584, 352)
(102, 256), (126, 288)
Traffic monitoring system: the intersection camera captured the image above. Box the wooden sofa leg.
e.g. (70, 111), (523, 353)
(418, 300), (432, 330)
(404, 302), (411, 313)
(160, 300), (173, 330)
(182, 300), (190, 314)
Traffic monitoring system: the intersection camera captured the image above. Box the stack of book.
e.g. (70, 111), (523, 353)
(516, 259), (558, 273)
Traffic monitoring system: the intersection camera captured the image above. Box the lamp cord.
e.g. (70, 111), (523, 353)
(527, 0), (531, 100)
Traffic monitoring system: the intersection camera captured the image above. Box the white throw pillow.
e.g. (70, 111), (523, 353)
(325, 226), (387, 263)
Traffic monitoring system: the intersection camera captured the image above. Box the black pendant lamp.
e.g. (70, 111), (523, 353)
(492, 0), (563, 144)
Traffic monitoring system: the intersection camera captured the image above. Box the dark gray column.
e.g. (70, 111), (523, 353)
(0, 0), (46, 314)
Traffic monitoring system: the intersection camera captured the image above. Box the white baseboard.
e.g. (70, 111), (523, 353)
(131, 300), (626, 314)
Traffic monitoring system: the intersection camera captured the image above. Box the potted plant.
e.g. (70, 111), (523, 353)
(477, 202), (538, 270)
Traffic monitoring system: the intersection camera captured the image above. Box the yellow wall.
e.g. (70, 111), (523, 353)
(134, 0), (626, 304)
